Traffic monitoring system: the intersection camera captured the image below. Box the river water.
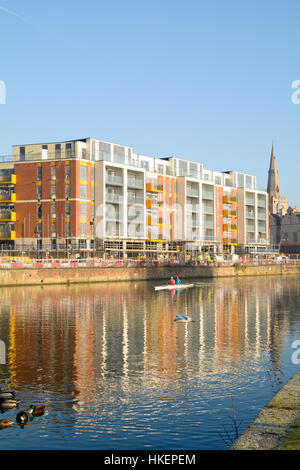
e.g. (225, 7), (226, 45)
(0, 276), (300, 450)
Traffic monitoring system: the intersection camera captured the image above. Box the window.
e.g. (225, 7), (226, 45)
(51, 222), (56, 237)
(20, 147), (25, 161)
(36, 222), (42, 237)
(65, 202), (70, 217)
(65, 164), (70, 179)
(65, 221), (70, 237)
(80, 203), (87, 217)
(141, 161), (149, 171)
(65, 143), (72, 158)
(99, 141), (111, 161)
(80, 222), (87, 236)
(37, 185), (42, 200)
(37, 166), (42, 181)
(80, 184), (87, 199)
(51, 203), (56, 218)
(51, 184), (56, 198)
(215, 176), (222, 185)
(65, 183), (70, 199)
(55, 144), (61, 159)
(37, 204), (42, 219)
(51, 165), (56, 180)
(113, 145), (125, 163)
(80, 165), (87, 180)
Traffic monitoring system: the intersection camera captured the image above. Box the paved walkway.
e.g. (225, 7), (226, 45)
(231, 369), (300, 450)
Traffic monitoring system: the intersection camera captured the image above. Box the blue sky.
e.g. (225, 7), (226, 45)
(0, 0), (299, 206)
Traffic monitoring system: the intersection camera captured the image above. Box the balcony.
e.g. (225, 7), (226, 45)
(0, 174), (16, 185)
(223, 195), (236, 204)
(186, 204), (198, 213)
(147, 216), (163, 226)
(202, 191), (214, 200)
(128, 214), (144, 223)
(106, 174), (123, 185)
(146, 182), (164, 192)
(127, 178), (144, 189)
(127, 196), (144, 205)
(186, 188), (199, 198)
(0, 210), (16, 222)
(0, 229), (16, 240)
(0, 191), (16, 203)
(246, 210), (255, 218)
(105, 193), (123, 204)
(146, 199), (164, 209)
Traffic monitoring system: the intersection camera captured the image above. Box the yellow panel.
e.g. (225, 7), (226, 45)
(10, 231), (16, 241)
(80, 162), (87, 166)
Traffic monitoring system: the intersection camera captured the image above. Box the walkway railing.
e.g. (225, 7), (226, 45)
(0, 257), (299, 269)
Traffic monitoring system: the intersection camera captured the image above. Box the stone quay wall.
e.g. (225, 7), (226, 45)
(0, 262), (300, 287)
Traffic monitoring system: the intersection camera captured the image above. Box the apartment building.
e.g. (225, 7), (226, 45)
(0, 137), (270, 256)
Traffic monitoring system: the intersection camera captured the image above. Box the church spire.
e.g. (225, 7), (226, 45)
(267, 143), (280, 198)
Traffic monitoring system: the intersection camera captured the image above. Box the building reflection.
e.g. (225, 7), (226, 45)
(0, 277), (300, 404)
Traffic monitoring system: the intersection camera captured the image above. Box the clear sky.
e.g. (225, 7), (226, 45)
(0, 0), (299, 205)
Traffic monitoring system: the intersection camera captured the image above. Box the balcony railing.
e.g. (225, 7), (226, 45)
(106, 174), (123, 185)
(0, 229), (16, 240)
(186, 188), (199, 197)
(127, 178), (144, 188)
(105, 193), (123, 203)
(128, 196), (144, 205)
(0, 191), (16, 202)
(0, 210), (16, 221)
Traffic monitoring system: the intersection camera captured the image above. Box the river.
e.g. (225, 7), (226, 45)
(0, 276), (300, 450)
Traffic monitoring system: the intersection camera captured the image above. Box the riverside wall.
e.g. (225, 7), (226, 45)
(1, 262), (300, 286)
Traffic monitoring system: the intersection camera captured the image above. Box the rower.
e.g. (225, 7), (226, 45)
(175, 276), (181, 285)
(170, 276), (175, 286)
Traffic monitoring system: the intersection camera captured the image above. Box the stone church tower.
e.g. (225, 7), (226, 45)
(267, 144), (288, 215)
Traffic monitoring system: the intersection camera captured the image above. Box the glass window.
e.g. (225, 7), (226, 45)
(37, 166), (42, 181)
(80, 222), (87, 236)
(65, 202), (70, 217)
(51, 165), (56, 180)
(51, 184), (56, 198)
(65, 221), (70, 236)
(65, 164), (70, 179)
(37, 185), (42, 199)
(80, 165), (87, 180)
(65, 183), (70, 199)
(51, 203), (56, 218)
(80, 203), (87, 217)
(80, 184), (87, 199)
(37, 204), (42, 219)
(99, 141), (111, 161)
(51, 222), (56, 236)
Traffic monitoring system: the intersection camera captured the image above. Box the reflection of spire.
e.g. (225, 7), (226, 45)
(267, 143), (280, 198)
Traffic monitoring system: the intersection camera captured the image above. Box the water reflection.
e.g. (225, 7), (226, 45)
(0, 276), (300, 449)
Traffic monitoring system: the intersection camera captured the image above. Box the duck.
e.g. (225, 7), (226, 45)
(0, 391), (15, 400)
(0, 399), (20, 410)
(174, 314), (195, 323)
(0, 419), (13, 429)
(29, 405), (45, 417)
(16, 411), (28, 426)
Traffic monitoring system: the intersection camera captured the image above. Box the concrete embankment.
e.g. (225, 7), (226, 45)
(231, 370), (300, 450)
(0, 262), (300, 286)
